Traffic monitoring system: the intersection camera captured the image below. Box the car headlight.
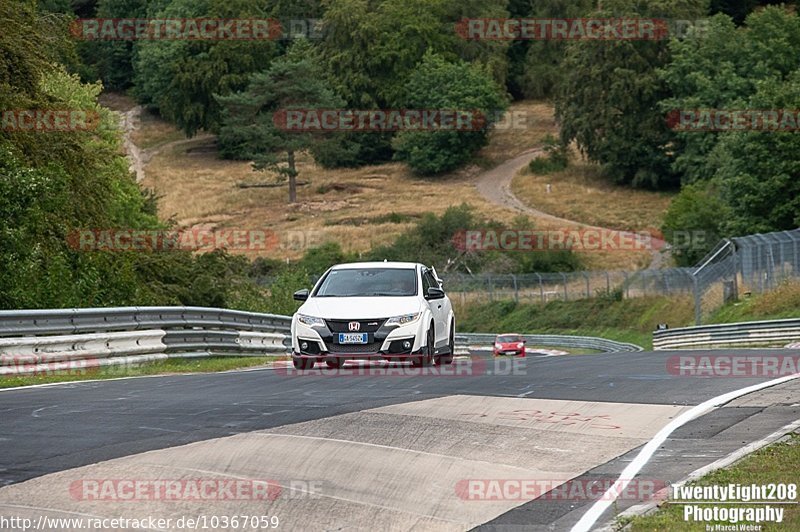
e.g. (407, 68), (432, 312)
(297, 314), (325, 327)
(495, 343), (502, 349)
(386, 312), (422, 326)
(517, 342), (524, 349)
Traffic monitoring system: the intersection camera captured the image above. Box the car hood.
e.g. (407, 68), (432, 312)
(299, 296), (423, 320)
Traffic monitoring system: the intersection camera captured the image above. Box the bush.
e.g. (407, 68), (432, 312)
(392, 53), (508, 175)
(529, 135), (569, 174)
(662, 183), (728, 266)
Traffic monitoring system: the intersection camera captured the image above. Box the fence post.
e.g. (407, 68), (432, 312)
(512, 274), (518, 302)
(794, 237), (800, 278)
(693, 274), (702, 325)
(561, 273), (568, 301)
(730, 240), (739, 301)
(622, 271), (630, 298)
(583, 272), (590, 299)
(536, 273), (544, 303)
(605, 271), (610, 294)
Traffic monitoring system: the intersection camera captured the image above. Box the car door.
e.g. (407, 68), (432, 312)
(431, 268), (453, 346)
(422, 267), (448, 347)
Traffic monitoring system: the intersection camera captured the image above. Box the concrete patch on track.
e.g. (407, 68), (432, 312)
(0, 395), (691, 531)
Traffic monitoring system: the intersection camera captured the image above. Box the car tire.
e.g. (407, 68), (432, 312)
(413, 326), (435, 367)
(424, 326), (435, 366)
(326, 358), (344, 369)
(435, 324), (455, 365)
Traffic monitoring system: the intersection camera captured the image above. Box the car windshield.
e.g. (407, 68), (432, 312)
(497, 335), (522, 343)
(314, 268), (417, 297)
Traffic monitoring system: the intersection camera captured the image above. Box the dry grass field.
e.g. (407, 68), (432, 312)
(512, 146), (675, 232)
(111, 95), (671, 269)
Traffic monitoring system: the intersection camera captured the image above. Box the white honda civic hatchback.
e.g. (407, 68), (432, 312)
(290, 262), (456, 369)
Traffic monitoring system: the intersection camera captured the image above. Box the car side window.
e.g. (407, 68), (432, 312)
(421, 269), (431, 294)
(423, 270), (441, 293)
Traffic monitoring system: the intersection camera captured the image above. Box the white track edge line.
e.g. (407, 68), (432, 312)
(597, 417), (800, 531)
(571, 372), (800, 532)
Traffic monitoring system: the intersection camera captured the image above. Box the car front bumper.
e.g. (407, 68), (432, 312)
(292, 317), (427, 360)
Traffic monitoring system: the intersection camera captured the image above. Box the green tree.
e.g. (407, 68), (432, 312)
(0, 2), (270, 311)
(133, 0), (277, 136)
(710, 0), (797, 25)
(315, 0), (508, 167)
(661, 7), (800, 237)
(662, 183), (728, 266)
(216, 39), (344, 203)
(556, 0), (710, 189)
(267, 268), (311, 315)
(711, 74), (800, 235)
(81, 0), (148, 90)
(392, 52), (508, 175)
(508, 0), (595, 99)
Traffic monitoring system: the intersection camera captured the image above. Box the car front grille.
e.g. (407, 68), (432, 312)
(325, 319), (386, 334)
(326, 341), (383, 354)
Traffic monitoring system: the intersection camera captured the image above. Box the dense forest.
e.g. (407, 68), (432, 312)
(2, 0), (798, 309)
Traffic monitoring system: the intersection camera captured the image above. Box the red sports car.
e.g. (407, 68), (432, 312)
(493, 334), (526, 357)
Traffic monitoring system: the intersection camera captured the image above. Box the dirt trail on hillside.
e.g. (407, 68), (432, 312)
(120, 105), (146, 183)
(473, 149), (670, 269)
(119, 105), (213, 183)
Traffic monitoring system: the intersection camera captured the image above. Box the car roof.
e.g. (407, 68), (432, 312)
(330, 261), (421, 270)
(496, 333), (523, 338)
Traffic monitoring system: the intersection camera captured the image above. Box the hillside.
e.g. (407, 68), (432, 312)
(114, 96), (672, 271)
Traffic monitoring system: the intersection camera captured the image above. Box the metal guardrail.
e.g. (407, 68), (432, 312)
(0, 306), (291, 337)
(456, 333), (643, 353)
(0, 307), (291, 375)
(653, 318), (800, 350)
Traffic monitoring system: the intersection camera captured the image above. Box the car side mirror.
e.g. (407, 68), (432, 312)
(293, 289), (309, 301)
(426, 287), (445, 300)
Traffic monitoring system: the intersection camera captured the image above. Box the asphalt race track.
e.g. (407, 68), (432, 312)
(1, 349), (798, 531)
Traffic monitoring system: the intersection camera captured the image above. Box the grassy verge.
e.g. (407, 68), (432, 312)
(708, 281), (800, 324)
(511, 148), (675, 233)
(456, 280), (800, 351)
(0, 356), (283, 389)
(456, 296), (696, 350)
(623, 433), (800, 531)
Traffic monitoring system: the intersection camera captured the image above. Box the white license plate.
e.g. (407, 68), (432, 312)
(339, 333), (368, 344)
